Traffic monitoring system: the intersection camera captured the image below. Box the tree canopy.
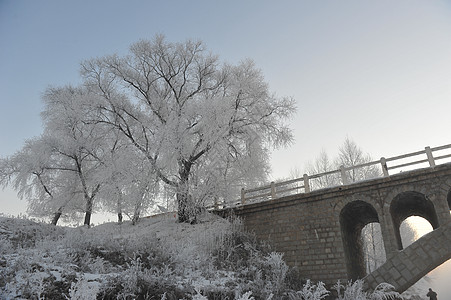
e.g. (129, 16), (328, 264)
(1, 36), (296, 224)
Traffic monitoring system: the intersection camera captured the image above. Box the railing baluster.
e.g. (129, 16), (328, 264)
(380, 157), (389, 177)
(425, 146), (436, 167)
(303, 174), (310, 193)
(270, 182), (276, 198)
(340, 165), (349, 185)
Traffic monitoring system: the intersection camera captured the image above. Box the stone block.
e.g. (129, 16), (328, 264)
(389, 267), (401, 280)
(400, 268), (412, 280)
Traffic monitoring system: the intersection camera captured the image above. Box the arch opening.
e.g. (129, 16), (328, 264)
(340, 200), (379, 280)
(390, 191), (438, 250)
(400, 216), (433, 248)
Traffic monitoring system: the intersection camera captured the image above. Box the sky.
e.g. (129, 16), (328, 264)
(1, 1), (451, 212)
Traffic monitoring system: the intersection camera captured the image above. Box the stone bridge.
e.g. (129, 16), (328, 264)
(221, 163), (451, 292)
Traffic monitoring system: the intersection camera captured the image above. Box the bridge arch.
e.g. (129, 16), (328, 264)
(390, 191), (439, 250)
(339, 200), (380, 280)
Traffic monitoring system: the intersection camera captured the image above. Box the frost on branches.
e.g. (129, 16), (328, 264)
(80, 35), (296, 223)
(0, 35), (295, 224)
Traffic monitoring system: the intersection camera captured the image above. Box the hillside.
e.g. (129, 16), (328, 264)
(0, 214), (400, 299)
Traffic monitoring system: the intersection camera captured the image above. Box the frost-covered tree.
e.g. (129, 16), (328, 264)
(303, 138), (380, 190)
(39, 86), (111, 226)
(361, 223), (386, 273)
(81, 35), (295, 222)
(306, 150), (340, 189)
(0, 136), (79, 225)
(336, 137), (381, 183)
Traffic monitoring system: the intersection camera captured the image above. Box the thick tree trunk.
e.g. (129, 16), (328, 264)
(132, 201), (141, 225)
(132, 214), (139, 225)
(84, 196), (93, 227)
(176, 180), (198, 223)
(177, 191), (190, 223)
(84, 211), (92, 227)
(177, 159), (195, 223)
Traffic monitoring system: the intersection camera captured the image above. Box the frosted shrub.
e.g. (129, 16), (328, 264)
(65, 274), (99, 300)
(370, 283), (400, 300)
(192, 288), (209, 300)
(236, 291), (255, 300)
(2, 266), (48, 300)
(264, 252), (289, 294)
(0, 237), (14, 254)
(62, 227), (92, 251)
(89, 256), (107, 274)
(288, 279), (329, 300)
(334, 280), (399, 300)
(120, 257), (142, 296)
(334, 280), (366, 300)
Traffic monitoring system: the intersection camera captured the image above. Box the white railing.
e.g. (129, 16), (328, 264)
(236, 143), (451, 206)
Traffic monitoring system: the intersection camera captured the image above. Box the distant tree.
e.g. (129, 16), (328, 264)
(336, 137), (381, 183)
(361, 222), (386, 273)
(81, 35), (295, 222)
(306, 150), (340, 189)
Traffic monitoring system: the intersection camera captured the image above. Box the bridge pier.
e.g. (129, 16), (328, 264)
(435, 187), (451, 225)
(379, 206), (399, 260)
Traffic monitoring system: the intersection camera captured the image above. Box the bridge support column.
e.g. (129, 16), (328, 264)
(380, 203), (400, 259)
(431, 191), (451, 226)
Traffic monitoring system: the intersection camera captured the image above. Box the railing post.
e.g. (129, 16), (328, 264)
(380, 157), (389, 177)
(270, 182), (276, 198)
(425, 146), (436, 167)
(340, 165), (349, 185)
(241, 188), (246, 204)
(303, 174), (310, 193)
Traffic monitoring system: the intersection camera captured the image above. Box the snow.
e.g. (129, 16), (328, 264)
(0, 213), (404, 299)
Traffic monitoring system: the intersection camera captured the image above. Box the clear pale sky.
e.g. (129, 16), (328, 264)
(1, 0), (451, 215)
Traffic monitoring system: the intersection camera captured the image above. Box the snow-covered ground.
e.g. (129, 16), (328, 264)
(0, 213), (404, 299)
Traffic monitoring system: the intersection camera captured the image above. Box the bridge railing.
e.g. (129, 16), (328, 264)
(238, 143), (451, 206)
